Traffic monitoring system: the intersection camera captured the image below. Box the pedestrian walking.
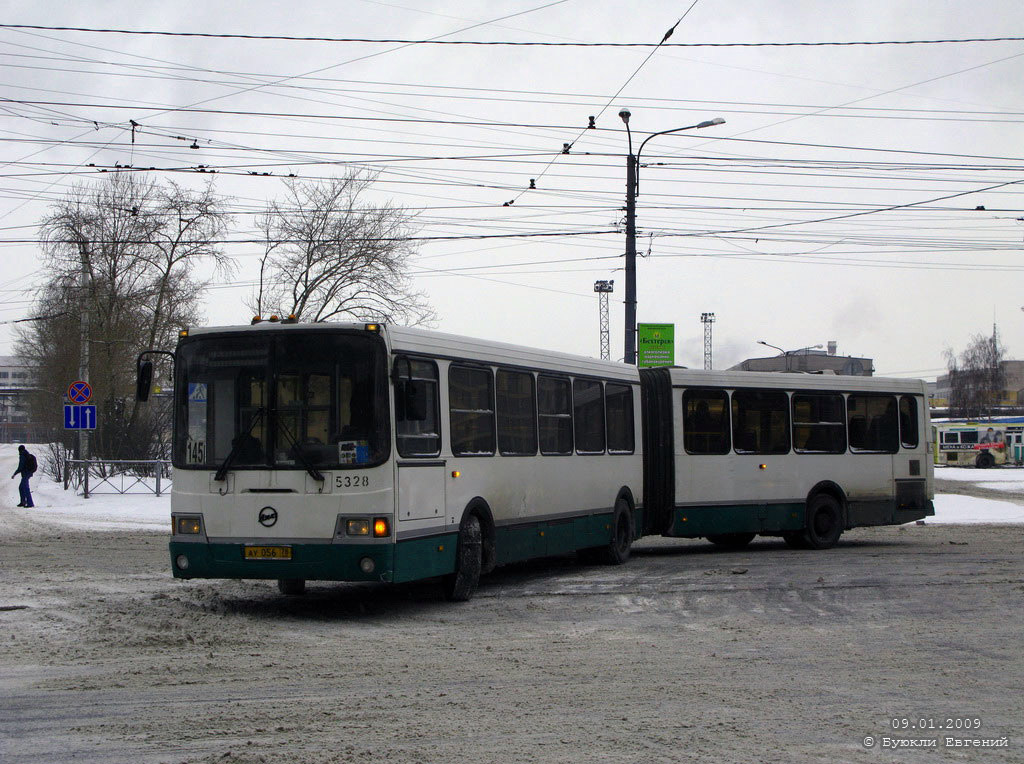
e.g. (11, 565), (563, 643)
(12, 445), (36, 507)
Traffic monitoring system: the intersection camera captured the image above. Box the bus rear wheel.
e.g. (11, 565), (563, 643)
(707, 532), (756, 549)
(277, 578), (306, 596)
(976, 451), (995, 469)
(442, 514), (482, 602)
(801, 494), (843, 550)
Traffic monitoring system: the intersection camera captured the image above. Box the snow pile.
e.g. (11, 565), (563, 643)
(935, 465), (1024, 494)
(3, 444), (1022, 531)
(930, 494), (1024, 524)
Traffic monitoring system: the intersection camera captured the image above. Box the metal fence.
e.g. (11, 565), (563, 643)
(64, 459), (172, 498)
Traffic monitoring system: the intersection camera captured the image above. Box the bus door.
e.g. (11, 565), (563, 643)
(393, 357), (446, 526)
(1008, 429), (1024, 464)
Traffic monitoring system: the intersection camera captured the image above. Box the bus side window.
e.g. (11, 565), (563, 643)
(449, 365), (495, 456)
(606, 383), (635, 454)
(848, 394), (898, 453)
(573, 378), (605, 454)
(792, 393), (845, 454)
(395, 358), (440, 458)
(731, 389), (790, 455)
(496, 369), (537, 456)
(899, 396), (919, 449)
(683, 389), (730, 455)
(538, 375), (573, 455)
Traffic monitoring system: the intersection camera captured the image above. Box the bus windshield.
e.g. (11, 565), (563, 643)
(174, 331), (389, 470)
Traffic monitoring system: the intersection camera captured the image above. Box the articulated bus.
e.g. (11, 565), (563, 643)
(139, 322), (933, 600)
(932, 421), (1024, 468)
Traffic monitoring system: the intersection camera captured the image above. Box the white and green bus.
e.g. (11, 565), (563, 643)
(151, 321), (643, 600)
(638, 368), (935, 550)
(141, 321), (933, 600)
(932, 421), (1024, 468)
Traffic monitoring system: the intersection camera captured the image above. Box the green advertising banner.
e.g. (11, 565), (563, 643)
(637, 323), (675, 368)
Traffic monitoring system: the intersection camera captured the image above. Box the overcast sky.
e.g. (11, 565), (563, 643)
(2, 0), (1023, 379)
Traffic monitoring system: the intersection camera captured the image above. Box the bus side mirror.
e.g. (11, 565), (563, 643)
(397, 380), (428, 421)
(136, 360), (153, 402)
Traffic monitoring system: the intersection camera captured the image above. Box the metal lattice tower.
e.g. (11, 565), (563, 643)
(595, 280), (614, 360)
(700, 312), (715, 370)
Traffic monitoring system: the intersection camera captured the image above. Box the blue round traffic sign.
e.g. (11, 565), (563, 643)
(67, 380), (92, 404)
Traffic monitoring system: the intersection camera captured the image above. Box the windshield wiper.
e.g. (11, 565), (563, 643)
(214, 407), (265, 482)
(274, 416), (325, 484)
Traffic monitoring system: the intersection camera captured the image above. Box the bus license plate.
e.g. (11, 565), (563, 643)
(244, 546), (292, 560)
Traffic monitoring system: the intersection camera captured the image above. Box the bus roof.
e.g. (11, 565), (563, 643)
(386, 325), (639, 382)
(665, 366), (928, 394)
(182, 322), (641, 382)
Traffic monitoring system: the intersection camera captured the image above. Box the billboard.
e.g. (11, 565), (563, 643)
(637, 323), (675, 368)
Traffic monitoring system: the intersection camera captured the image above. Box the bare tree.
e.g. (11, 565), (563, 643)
(17, 174), (231, 460)
(251, 172), (433, 325)
(945, 326), (1007, 418)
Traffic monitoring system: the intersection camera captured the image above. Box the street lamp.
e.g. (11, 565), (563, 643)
(757, 340), (785, 355)
(757, 340), (824, 371)
(619, 109), (725, 365)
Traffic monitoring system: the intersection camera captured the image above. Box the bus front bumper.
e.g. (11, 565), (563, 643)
(169, 540), (396, 583)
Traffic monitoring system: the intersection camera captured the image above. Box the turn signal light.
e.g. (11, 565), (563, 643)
(373, 517), (390, 537)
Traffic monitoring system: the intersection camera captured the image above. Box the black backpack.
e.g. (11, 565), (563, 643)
(24, 452), (37, 475)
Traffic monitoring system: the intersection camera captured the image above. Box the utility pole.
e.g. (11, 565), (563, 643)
(79, 242), (91, 497)
(701, 312), (715, 370)
(618, 110), (725, 365)
(594, 280), (614, 360)
(622, 137), (638, 365)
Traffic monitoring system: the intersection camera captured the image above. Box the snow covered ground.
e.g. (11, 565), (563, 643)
(1, 444), (170, 532)
(3, 444), (1023, 531)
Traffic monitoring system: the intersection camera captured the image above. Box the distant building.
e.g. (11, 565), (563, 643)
(728, 342), (873, 376)
(933, 360), (1024, 409)
(0, 355), (40, 443)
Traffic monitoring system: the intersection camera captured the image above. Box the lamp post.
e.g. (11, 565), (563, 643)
(619, 109), (725, 365)
(757, 340), (824, 372)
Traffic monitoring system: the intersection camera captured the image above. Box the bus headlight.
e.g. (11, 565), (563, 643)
(346, 519), (370, 536)
(175, 515), (203, 535)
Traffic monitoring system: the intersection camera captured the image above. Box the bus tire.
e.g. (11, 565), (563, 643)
(707, 532), (756, 549)
(976, 452), (995, 469)
(277, 578), (305, 596)
(801, 494), (843, 550)
(442, 514), (482, 602)
(599, 499), (633, 565)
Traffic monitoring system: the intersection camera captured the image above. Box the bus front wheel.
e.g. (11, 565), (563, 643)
(976, 452), (995, 469)
(599, 499), (633, 565)
(801, 494), (843, 550)
(442, 514), (482, 602)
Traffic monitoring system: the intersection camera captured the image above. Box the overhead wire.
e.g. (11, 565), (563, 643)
(4, 24), (1023, 48)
